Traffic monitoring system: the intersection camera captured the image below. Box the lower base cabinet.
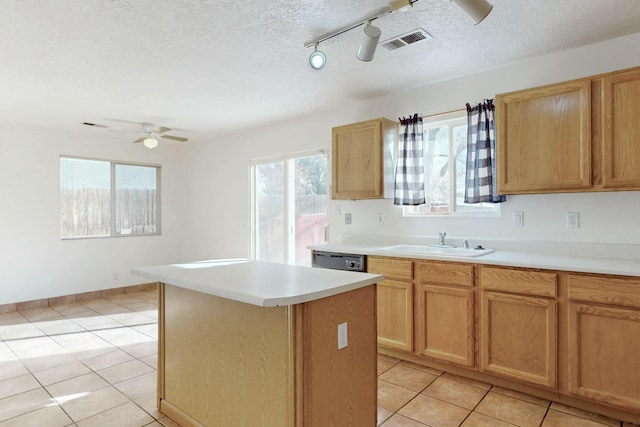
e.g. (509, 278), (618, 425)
(376, 279), (413, 351)
(369, 255), (640, 422)
(567, 274), (640, 413)
(415, 261), (475, 367)
(368, 256), (414, 352)
(480, 291), (557, 388)
(479, 267), (558, 389)
(416, 284), (474, 367)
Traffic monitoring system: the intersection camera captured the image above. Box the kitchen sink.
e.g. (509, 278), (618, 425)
(378, 244), (494, 257)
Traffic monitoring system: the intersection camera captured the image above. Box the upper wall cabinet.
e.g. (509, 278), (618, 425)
(600, 68), (640, 188)
(332, 118), (397, 200)
(496, 79), (592, 194)
(496, 66), (640, 195)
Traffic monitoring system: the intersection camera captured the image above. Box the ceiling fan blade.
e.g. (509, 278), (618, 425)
(161, 135), (188, 142)
(153, 126), (171, 134)
(105, 118), (149, 126)
(133, 137), (145, 143)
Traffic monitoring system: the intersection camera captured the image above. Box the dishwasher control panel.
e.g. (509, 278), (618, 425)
(311, 251), (366, 272)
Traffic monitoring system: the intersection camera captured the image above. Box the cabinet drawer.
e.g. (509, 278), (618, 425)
(480, 267), (557, 297)
(416, 261), (474, 287)
(568, 274), (640, 309)
(368, 257), (413, 281)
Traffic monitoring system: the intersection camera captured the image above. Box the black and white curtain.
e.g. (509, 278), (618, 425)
(464, 100), (506, 204)
(394, 114), (425, 206)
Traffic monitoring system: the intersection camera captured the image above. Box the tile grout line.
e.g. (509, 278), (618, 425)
(0, 292), (160, 425)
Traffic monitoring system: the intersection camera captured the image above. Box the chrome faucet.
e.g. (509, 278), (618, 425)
(439, 232), (446, 246)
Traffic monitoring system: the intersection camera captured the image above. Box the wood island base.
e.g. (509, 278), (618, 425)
(158, 282), (377, 427)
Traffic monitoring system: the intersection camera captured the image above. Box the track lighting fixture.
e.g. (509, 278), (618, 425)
(450, 0), (493, 25)
(304, 0), (493, 69)
(356, 22), (382, 62)
(390, 0), (413, 12)
(308, 43), (327, 70)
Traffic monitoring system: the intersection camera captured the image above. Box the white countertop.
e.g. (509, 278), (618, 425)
(131, 259), (383, 307)
(309, 241), (640, 277)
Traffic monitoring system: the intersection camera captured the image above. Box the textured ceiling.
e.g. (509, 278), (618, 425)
(2, 0), (640, 143)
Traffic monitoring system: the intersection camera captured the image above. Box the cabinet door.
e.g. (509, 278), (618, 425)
(332, 119), (383, 199)
(496, 79), (591, 194)
(416, 284), (474, 367)
(377, 280), (413, 352)
(480, 291), (557, 388)
(601, 68), (640, 188)
(568, 303), (640, 412)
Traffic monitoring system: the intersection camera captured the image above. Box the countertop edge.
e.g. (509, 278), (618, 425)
(132, 262), (383, 307)
(309, 243), (640, 277)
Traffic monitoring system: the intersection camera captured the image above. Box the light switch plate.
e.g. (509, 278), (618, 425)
(345, 213), (352, 225)
(513, 211), (524, 227)
(338, 322), (348, 349)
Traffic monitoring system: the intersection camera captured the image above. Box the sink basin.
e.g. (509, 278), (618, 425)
(379, 244), (494, 258)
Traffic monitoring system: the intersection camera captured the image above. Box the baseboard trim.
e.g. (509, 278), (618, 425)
(0, 282), (158, 314)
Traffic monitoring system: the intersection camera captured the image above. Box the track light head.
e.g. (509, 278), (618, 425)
(309, 43), (327, 70)
(450, 0), (493, 25)
(356, 23), (381, 62)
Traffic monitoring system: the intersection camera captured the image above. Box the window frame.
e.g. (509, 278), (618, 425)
(60, 155), (162, 239)
(403, 110), (500, 218)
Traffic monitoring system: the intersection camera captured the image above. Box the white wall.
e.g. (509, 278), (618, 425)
(184, 32), (640, 263)
(0, 123), (191, 305)
(3, 32), (640, 305)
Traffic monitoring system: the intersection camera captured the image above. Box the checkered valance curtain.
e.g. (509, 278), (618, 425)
(464, 100), (506, 204)
(394, 114), (425, 206)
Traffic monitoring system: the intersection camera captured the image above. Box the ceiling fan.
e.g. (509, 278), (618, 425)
(134, 123), (188, 149)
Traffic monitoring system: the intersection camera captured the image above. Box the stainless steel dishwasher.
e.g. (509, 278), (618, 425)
(311, 250), (366, 272)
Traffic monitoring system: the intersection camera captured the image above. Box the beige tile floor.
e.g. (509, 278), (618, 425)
(0, 291), (632, 427)
(377, 354), (631, 427)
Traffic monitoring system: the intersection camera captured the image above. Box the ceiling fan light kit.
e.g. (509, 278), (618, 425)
(131, 123), (188, 148)
(143, 136), (159, 149)
(305, 0), (492, 69)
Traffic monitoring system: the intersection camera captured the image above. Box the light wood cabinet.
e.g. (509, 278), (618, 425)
(600, 68), (640, 188)
(496, 78), (592, 194)
(332, 117), (396, 200)
(370, 253), (640, 421)
(415, 261), (475, 367)
(368, 256), (413, 352)
(496, 65), (640, 194)
(159, 283), (377, 427)
(567, 274), (640, 412)
(479, 266), (558, 388)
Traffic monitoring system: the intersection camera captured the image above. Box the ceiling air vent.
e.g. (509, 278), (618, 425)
(380, 28), (432, 51)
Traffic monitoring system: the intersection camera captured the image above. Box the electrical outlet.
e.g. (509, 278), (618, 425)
(345, 213), (352, 225)
(112, 272), (119, 281)
(338, 322), (348, 349)
(377, 212), (384, 225)
(567, 212), (580, 229)
(335, 204), (342, 216)
(513, 211), (524, 227)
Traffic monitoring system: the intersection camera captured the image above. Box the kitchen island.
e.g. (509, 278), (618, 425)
(132, 259), (383, 427)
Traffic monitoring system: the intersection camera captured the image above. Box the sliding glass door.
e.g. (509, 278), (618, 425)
(251, 150), (327, 266)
